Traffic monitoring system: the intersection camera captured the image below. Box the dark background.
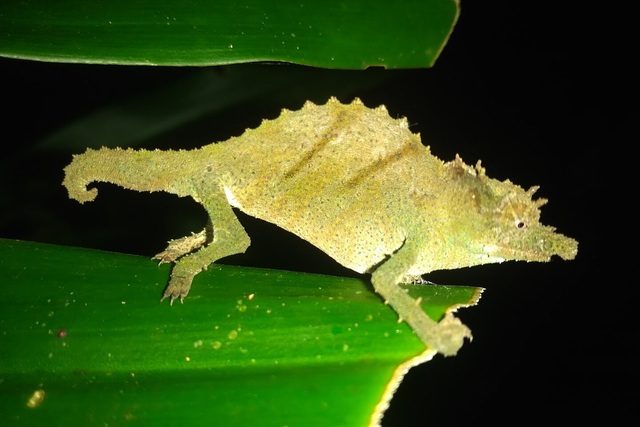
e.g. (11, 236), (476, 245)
(1, 1), (634, 425)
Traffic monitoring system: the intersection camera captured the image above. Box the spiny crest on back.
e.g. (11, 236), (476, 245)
(268, 97), (414, 137)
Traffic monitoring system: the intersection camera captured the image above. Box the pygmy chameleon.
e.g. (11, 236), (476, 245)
(63, 97), (578, 356)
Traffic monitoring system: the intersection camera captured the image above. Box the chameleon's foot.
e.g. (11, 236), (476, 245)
(160, 273), (195, 305)
(153, 229), (208, 264)
(429, 313), (473, 356)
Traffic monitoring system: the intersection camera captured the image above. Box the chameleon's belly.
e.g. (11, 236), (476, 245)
(224, 183), (406, 274)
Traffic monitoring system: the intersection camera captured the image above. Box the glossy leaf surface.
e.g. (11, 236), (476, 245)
(0, 0), (459, 69)
(0, 239), (479, 426)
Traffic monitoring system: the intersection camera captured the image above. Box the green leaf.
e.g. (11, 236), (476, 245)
(0, 0), (459, 69)
(0, 238), (480, 426)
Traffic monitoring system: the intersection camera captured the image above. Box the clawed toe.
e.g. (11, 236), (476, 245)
(160, 290), (183, 305)
(160, 272), (194, 305)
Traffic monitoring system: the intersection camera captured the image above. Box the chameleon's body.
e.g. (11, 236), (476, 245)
(63, 97), (577, 356)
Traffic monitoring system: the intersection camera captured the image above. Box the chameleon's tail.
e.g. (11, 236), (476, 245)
(63, 147), (199, 203)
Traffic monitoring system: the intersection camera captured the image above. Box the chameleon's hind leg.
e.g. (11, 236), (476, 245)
(371, 240), (472, 356)
(153, 227), (210, 265)
(161, 185), (250, 304)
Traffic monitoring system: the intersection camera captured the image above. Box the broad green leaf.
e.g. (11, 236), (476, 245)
(0, 0), (459, 69)
(0, 238), (480, 426)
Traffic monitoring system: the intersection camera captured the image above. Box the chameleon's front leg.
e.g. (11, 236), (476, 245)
(162, 185), (250, 304)
(371, 241), (472, 356)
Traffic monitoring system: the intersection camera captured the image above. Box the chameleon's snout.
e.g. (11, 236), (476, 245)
(491, 225), (578, 263)
(544, 231), (578, 261)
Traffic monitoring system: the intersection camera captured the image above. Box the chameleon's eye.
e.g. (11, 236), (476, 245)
(497, 195), (539, 231)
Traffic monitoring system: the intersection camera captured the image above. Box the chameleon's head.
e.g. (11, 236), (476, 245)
(444, 155), (578, 267)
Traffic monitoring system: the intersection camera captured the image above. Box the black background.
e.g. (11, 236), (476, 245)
(1, 1), (634, 425)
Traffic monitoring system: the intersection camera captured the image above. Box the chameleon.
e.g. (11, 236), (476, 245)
(63, 97), (578, 356)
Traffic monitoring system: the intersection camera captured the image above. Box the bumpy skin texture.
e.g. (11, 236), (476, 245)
(63, 98), (578, 356)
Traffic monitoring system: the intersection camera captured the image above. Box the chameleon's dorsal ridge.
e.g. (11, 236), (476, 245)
(63, 97), (578, 356)
(376, 104), (388, 114)
(474, 160), (486, 178)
